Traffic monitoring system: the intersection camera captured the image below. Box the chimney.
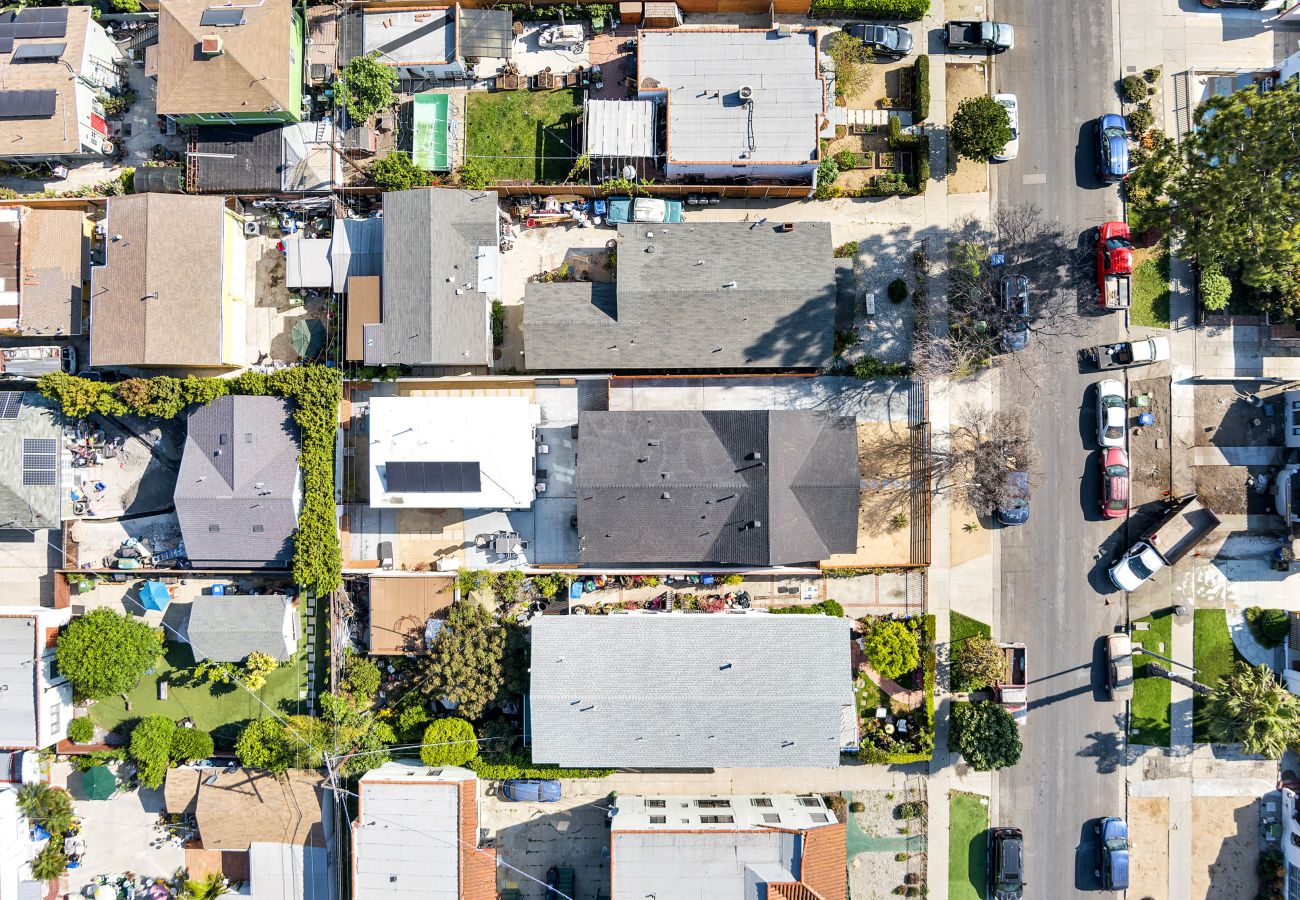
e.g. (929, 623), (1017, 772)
(201, 35), (223, 55)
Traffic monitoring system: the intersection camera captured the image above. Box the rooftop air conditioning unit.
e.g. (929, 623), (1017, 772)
(200, 35), (223, 55)
(738, 85), (753, 102)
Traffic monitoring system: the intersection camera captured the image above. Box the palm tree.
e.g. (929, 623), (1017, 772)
(1203, 662), (1300, 759)
(15, 783), (74, 835)
(177, 872), (229, 900)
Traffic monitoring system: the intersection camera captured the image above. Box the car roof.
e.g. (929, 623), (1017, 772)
(1101, 112), (1127, 128)
(1098, 378), (1124, 394)
(1107, 632), (1132, 655)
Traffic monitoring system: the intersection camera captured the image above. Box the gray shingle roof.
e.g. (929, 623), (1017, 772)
(0, 615), (37, 747)
(185, 594), (297, 663)
(575, 410), (858, 565)
(529, 615), (854, 768)
(174, 396), (300, 568)
(523, 222), (837, 370)
(0, 392), (62, 531)
(367, 188), (497, 367)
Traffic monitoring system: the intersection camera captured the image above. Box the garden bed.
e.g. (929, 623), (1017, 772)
(464, 89), (583, 183)
(856, 614), (936, 764)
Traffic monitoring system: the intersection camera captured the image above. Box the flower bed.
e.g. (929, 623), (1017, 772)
(857, 614), (936, 764)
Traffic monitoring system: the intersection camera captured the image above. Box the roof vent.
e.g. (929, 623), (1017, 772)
(661, 491), (671, 500)
(751, 520), (762, 529)
(723, 281), (737, 289)
(200, 35), (223, 55)
(738, 85), (753, 102)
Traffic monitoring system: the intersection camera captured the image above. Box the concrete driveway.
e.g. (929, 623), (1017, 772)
(66, 768), (185, 892)
(479, 785), (612, 900)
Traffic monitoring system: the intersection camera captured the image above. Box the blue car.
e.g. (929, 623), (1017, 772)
(500, 779), (562, 802)
(995, 472), (1030, 526)
(1095, 817), (1130, 890)
(998, 274), (1030, 353)
(1096, 114), (1130, 183)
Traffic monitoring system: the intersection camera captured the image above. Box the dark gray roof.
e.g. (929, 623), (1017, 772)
(367, 189), (497, 367)
(190, 125), (282, 193)
(457, 7), (511, 58)
(529, 615), (854, 768)
(523, 222), (837, 371)
(185, 594), (297, 663)
(331, 217), (383, 294)
(0, 392), (61, 531)
(576, 410), (858, 565)
(174, 396), (300, 568)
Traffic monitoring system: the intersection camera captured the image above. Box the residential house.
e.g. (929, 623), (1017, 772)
(174, 395), (301, 568)
(164, 768), (333, 900)
(529, 615), (856, 769)
(186, 123), (341, 193)
(609, 793), (847, 900)
(0, 206), (87, 336)
(368, 395), (539, 509)
(575, 410), (858, 566)
(155, 0), (304, 125)
(636, 28), (829, 183)
(89, 194), (249, 369)
(355, 6), (512, 81)
(184, 594), (299, 664)
(367, 576), (455, 655)
(0, 7), (125, 162)
(523, 222), (838, 371)
(363, 189), (500, 368)
(351, 761), (495, 900)
(0, 392), (63, 533)
(0, 608), (74, 756)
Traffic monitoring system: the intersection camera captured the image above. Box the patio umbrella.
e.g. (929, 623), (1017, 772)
(82, 765), (116, 800)
(290, 319), (326, 358)
(139, 580), (171, 612)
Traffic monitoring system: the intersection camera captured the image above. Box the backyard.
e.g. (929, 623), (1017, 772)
(464, 89), (583, 183)
(1130, 610), (1173, 747)
(1130, 247), (1171, 329)
(948, 791), (988, 900)
(1192, 608), (1246, 743)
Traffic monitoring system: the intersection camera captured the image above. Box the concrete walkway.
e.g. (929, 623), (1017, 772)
(1225, 606), (1282, 670)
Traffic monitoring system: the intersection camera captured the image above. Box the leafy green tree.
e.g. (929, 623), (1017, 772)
(16, 783), (74, 835)
(170, 727), (215, 764)
(177, 872), (230, 900)
(29, 842), (68, 882)
(1199, 263), (1232, 312)
(344, 651), (382, 699)
(235, 718), (303, 775)
(864, 620), (921, 680)
(420, 718), (479, 767)
(952, 634), (1006, 692)
(56, 607), (162, 700)
(949, 95), (1012, 161)
(948, 700), (1022, 771)
(1169, 84), (1300, 315)
(129, 716), (177, 789)
(338, 53), (397, 121)
(456, 160), (493, 190)
(370, 151), (433, 192)
(396, 703), (431, 741)
(1203, 662), (1300, 758)
(242, 651), (279, 691)
(418, 602), (506, 720)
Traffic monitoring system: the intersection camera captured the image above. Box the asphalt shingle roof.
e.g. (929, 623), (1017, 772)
(185, 594), (297, 663)
(528, 615), (854, 768)
(0, 392), (62, 531)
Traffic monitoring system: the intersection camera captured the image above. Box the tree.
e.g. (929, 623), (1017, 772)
(420, 718), (479, 767)
(129, 715), (177, 789)
(952, 634), (1006, 692)
(370, 151), (433, 193)
(56, 607), (162, 700)
(29, 842), (68, 882)
(948, 701), (1022, 771)
(338, 52), (396, 122)
(177, 872), (230, 900)
(1168, 83), (1300, 316)
(343, 651), (381, 699)
(16, 783), (74, 835)
(170, 726), (215, 765)
(67, 716), (95, 744)
(242, 651), (279, 692)
(864, 620), (920, 680)
(937, 404), (1040, 517)
(949, 95), (1012, 161)
(827, 30), (874, 103)
(417, 602), (506, 721)
(1203, 662), (1300, 759)
(1199, 263), (1232, 312)
(235, 718), (304, 775)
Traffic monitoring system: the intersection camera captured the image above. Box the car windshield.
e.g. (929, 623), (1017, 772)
(1105, 425), (1124, 439)
(1105, 236), (1132, 250)
(1102, 394), (1124, 409)
(1104, 126), (1126, 140)
(1129, 554), (1155, 580)
(876, 26), (899, 49)
(1105, 837), (1129, 851)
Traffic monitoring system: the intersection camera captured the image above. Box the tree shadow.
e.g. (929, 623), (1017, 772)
(1078, 711), (1128, 774)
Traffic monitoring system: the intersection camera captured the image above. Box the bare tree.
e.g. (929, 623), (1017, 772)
(940, 404), (1041, 515)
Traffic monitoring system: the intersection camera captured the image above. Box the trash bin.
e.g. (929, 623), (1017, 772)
(211, 583), (225, 596)
(1137, 412), (1155, 427)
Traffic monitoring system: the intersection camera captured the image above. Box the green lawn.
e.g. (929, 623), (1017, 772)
(464, 89), (583, 183)
(951, 612), (991, 645)
(1130, 610), (1173, 747)
(949, 791), (989, 900)
(1193, 608), (1247, 742)
(1130, 248), (1171, 328)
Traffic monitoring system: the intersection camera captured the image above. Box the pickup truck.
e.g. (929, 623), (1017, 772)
(945, 20), (1015, 51)
(1086, 336), (1170, 370)
(995, 642), (1028, 725)
(0, 345), (75, 380)
(1096, 221), (1133, 310)
(1109, 494), (1221, 592)
(606, 197), (683, 226)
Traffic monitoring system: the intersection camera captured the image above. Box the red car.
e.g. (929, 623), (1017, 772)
(1100, 447), (1130, 519)
(1096, 222), (1133, 310)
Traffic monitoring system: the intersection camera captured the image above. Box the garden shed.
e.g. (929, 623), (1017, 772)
(584, 99), (656, 181)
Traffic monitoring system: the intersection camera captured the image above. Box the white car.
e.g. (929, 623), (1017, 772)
(1105, 632), (1134, 700)
(1109, 540), (1165, 592)
(992, 93), (1019, 161)
(1096, 378), (1127, 448)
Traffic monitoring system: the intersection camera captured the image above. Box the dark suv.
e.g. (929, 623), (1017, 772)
(1096, 114), (1130, 182)
(843, 23), (914, 58)
(1096, 817), (1130, 890)
(989, 827), (1025, 899)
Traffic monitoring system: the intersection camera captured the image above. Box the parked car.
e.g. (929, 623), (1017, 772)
(1095, 379), (1127, 449)
(1200, 0), (1282, 7)
(1085, 336), (1170, 370)
(1096, 221), (1133, 310)
(945, 19), (1014, 51)
(1099, 447), (1130, 519)
(996, 472), (1031, 526)
(500, 779), (562, 802)
(988, 827), (1026, 899)
(998, 274), (1030, 352)
(1105, 632), (1134, 701)
(606, 196), (683, 225)
(1095, 817), (1130, 890)
(992, 94), (1019, 161)
(1095, 114), (1130, 182)
(844, 23), (914, 58)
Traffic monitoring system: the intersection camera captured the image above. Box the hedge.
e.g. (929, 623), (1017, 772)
(811, 0), (928, 18)
(39, 369), (342, 595)
(768, 599), (845, 617)
(469, 751), (613, 781)
(913, 55), (930, 122)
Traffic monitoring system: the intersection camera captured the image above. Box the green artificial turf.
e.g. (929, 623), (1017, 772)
(1129, 249), (1171, 329)
(949, 791), (989, 900)
(1129, 610), (1173, 747)
(464, 89), (583, 183)
(1192, 608), (1247, 743)
(950, 611), (991, 645)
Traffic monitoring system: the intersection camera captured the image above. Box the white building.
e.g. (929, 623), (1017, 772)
(0, 786), (43, 900)
(0, 608), (73, 755)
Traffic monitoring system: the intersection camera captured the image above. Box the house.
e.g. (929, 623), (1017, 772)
(0, 7), (125, 162)
(0, 206), (87, 336)
(184, 594), (299, 663)
(154, 0), (304, 125)
(0, 786), (43, 899)
(356, 6), (512, 81)
(351, 761), (495, 900)
(575, 410), (858, 566)
(363, 189), (500, 368)
(164, 768), (333, 900)
(174, 395), (301, 568)
(368, 395), (539, 509)
(0, 392), (63, 533)
(609, 793), (847, 900)
(523, 222), (838, 371)
(187, 123), (341, 193)
(367, 576), (455, 655)
(89, 194), (249, 368)
(584, 99), (657, 181)
(529, 615), (856, 769)
(636, 28), (829, 183)
(0, 608), (74, 754)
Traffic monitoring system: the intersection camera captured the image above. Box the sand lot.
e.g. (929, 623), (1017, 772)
(1128, 797), (1168, 900)
(1193, 796), (1258, 900)
(945, 63), (990, 195)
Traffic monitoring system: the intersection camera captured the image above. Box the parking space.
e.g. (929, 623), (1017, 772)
(480, 787), (610, 900)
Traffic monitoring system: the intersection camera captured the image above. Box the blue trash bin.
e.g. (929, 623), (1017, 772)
(1137, 412), (1155, 427)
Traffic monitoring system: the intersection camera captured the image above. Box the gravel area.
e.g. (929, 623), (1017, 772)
(841, 241), (918, 366)
(847, 790), (924, 899)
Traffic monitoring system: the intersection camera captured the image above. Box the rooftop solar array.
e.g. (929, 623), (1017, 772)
(0, 7), (68, 39)
(12, 42), (65, 62)
(0, 90), (56, 119)
(0, 392), (22, 420)
(199, 7), (246, 26)
(21, 437), (57, 487)
(385, 460), (482, 493)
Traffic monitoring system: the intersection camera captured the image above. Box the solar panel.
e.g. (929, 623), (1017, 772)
(24, 438), (56, 455)
(13, 42), (65, 62)
(0, 392), (21, 419)
(0, 90), (56, 119)
(21, 437), (57, 486)
(200, 7), (246, 26)
(0, 37), (12, 54)
(385, 460), (482, 493)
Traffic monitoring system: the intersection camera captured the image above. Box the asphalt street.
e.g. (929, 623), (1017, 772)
(992, 1), (1133, 894)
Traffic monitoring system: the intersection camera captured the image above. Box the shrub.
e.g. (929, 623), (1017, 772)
(242, 650), (279, 692)
(67, 716), (95, 744)
(29, 843), (68, 882)
(396, 703), (431, 740)
(344, 651), (382, 699)
(236, 718), (302, 775)
(768, 599), (845, 617)
(456, 159), (493, 190)
(948, 701), (1022, 771)
(531, 573), (565, 599)
(810, 0), (929, 19)
(170, 727), (214, 764)
(1120, 75), (1148, 104)
(56, 607), (162, 700)
(834, 241), (860, 259)
(1199, 263), (1232, 312)
(949, 96), (1012, 161)
(865, 620), (920, 680)
(857, 741), (890, 764)
(491, 299), (505, 346)
(952, 634), (1006, 692)
(129, 716), (177, 789)
(896, 800), (927, 819)
(1143, 65), (1162, 85)
(850, 800), (866, 813)
(370, 151), (432, 192)
(912, 55), (930, 122)
(420, 718), (479, 767)
(890, 512), (908, 530)
(722, 574), (744, 586)
(888, 114), (902, 144)
(888, 278), (909, 303)
(1127, 102), (1154, 135)
(852, 356), (911, 378)
(814, 157), (841, 200)
(1245, 607), (1290, 648)
(836, 149), (858, 170)
(468, 750), (612, 780)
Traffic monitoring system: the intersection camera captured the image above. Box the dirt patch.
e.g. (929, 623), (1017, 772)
(945, 63), (989, 195)
(1128, 797), (1168, 900)
(1192, 796), (1259, 900)
(826, 421), (913, 567)
(1193, 464), (1275, 516)
(948, 495), (991, 568)
(1193, 382), (1292, 447)
(1128, 374), (1172, 506)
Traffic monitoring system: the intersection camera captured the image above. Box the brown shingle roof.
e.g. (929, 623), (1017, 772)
(90, 193), (228, 367)
(367, 575), (454, 655)
(18, 208), (85, 336)
(799, 823), (847, 900)
(0, 8), (93, 157)
(156, 0), (295, 116)
(164, 768), (325, 851)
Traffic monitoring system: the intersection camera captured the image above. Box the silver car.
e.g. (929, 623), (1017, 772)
(1096, 378), (1127, 448)
(1106, 632), (1134, 700)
